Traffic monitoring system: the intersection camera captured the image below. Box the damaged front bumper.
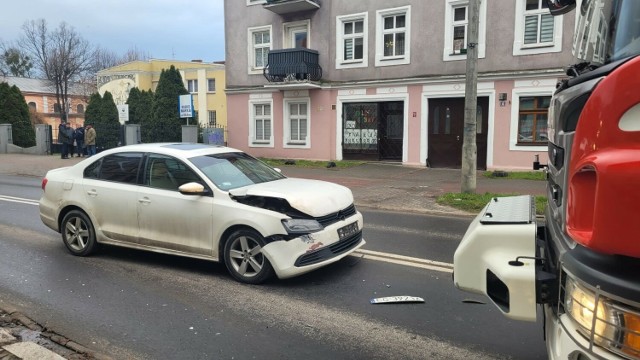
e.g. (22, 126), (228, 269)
(262, 212), (365, 279)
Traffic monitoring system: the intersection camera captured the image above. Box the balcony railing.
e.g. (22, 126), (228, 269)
(263, 48), (322, 83)
(264, 0), (320, 15)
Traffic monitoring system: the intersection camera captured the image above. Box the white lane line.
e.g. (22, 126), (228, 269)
(352, 249), (454, 273)
(0, 195), (39, 206)
(0, 195), (456, 273)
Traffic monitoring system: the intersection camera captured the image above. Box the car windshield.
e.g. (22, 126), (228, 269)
(574, 0), (640, 66)
(189, 152), (285, 191)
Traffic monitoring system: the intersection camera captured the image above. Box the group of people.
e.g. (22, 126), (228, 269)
(58, 122), (97, 159)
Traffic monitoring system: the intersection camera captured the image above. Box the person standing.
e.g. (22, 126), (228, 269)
(75, 125), (85, 157)
(69, 124), (76, 157)
(85, 124), (96, 156)
(59, 122), (71, 159)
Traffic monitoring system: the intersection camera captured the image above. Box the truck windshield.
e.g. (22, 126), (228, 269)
(574, 0), (640, 66)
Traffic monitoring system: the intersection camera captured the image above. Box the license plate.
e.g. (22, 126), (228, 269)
(370, 296), (425, 304)
(337, 221), (359, 240)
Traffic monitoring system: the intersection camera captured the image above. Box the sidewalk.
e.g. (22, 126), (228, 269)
(0, 153), (546, 216)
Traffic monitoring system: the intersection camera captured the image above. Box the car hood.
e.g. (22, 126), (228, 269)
(229, 178), (354, 217)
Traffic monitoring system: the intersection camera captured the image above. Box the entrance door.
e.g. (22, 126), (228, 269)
(428, 97), (488, 169)
(342, 102), (404, 161)
(379, 102), (404, 160)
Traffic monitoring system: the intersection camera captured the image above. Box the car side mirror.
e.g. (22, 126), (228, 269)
(179, 182), (210, 196)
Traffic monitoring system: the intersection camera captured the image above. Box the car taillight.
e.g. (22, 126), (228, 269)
(41, 178), (48, 190)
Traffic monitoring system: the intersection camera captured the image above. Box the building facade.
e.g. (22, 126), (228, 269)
(224, 0), (577, 170)
(97, 59), (227, 129)
(0, 76), (89, 131)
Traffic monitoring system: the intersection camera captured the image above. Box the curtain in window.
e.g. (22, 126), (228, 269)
(524, 14), (554, 44)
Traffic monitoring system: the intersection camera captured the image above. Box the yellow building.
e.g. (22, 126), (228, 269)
(97, 59), (226, 129)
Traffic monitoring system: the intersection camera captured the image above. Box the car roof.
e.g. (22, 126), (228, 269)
(99, 143), (243, 159)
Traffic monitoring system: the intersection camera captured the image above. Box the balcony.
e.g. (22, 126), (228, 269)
(264, 0), (320, 15)
(263, 48), (322, 86)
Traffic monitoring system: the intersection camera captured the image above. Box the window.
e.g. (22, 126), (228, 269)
(53, 103), (61, 113)
(207, 78), (216, 92)
(452, 7), (467, 55)
(76, 104), (84, 114)
(28, 102), (37, 111)
(443, 0), (487, 61)
(284, 21), (309, 49)
(187, 79), (198, 93)
(337, 13), (368, 69)
(248, 26), (271, 74)
(208, 110), (217, 126)
(94, 153), (143, 184)
(375, 6), (411, 67)
(285, 100), (310, 147)
(249, 101), (273, 147)
(518, 96), (550, 144)
(247, 0), (265, 5)
(513, 0), (563, 55)
(145, 154), (202, 191)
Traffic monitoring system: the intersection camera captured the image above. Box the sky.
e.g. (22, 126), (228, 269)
(1, 0), (226, 63)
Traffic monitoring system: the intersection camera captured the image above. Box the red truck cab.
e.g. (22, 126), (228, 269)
(454, 1), (640, 359)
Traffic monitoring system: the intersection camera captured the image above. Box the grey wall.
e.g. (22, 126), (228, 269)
(224, 0), (576, 88)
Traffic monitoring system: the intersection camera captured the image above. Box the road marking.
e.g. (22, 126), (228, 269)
(0, 195), (39, 206)
(0, 195), (456, 273)
(364, 223), (461, 240)
(352, 249), (454, 273)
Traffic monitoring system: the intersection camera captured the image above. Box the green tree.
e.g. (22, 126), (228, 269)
(0, 82), (35, 147)
(126, 87), (155, 142)
(84, 91), (120, 150)
(149, 65), (188, 142)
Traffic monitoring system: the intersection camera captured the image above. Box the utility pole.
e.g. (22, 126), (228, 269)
(461, 0), (480, 193)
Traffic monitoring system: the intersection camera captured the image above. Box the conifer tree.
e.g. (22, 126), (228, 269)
(149, 65), (189, 142)
(0, 82), (35, 147)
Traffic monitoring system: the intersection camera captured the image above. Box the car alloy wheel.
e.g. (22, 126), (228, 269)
(61, 210), (97, 256)
(224, 229), (274, 284)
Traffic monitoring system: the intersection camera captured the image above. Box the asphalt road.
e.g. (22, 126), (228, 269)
(0, 174), (546, 359)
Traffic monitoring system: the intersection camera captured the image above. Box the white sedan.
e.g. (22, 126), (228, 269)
(39, 143), (365, 284)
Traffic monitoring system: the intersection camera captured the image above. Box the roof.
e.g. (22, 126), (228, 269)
(98, 143), (242, 159)
(0, 76), (87, 96)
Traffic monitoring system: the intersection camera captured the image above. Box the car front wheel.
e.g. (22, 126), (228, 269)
(223, 229), (274, 284)
(61, 210), (97, 256)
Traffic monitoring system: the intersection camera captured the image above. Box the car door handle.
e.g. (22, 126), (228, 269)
(86, 190), (98, 197)
(138, 197), (151, 205)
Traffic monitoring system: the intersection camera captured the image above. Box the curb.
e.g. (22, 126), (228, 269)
(0, 304), (112, 360)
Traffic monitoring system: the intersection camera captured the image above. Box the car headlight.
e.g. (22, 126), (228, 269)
(281, 219), (323, 234)
(564, 276), (640, 359)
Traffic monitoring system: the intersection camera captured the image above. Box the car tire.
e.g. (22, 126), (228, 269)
(61, 210), (97, 256)
(223, 229), (274, 284)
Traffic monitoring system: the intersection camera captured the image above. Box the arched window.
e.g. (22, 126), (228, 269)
(77, 104), (84, 114)
(28, 102), (37, 111)
(53, 103), (61, 113)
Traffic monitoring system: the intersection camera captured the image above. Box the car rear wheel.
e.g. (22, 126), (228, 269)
(223, 229), (274, 284)
(61, 210), (97, 256)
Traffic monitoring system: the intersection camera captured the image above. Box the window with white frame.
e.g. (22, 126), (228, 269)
(513, 0), (563, 55)
(284, 100), (310, 146)
(250, 102), (273, 146)
(187, 79), (198, 93)
(336, 13), (368, 69)
(248, 26), (271, 74)
(207, 79), (216, 92)
(375, 6), (411, 67)
(247, 0), (265, 5)
(452, 6), (467, 55)
(208, 110), (217, 126)
(443, 0), (487, 61)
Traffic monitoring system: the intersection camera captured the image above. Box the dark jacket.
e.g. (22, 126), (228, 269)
(75, 127), (85, 142)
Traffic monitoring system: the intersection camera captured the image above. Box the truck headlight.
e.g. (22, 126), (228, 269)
(564, 276), (640, 358)
(281, 219), (323, 234)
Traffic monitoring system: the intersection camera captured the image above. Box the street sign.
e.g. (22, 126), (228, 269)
(179, 94), (194, 118)
(117, 104), (129, 123)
